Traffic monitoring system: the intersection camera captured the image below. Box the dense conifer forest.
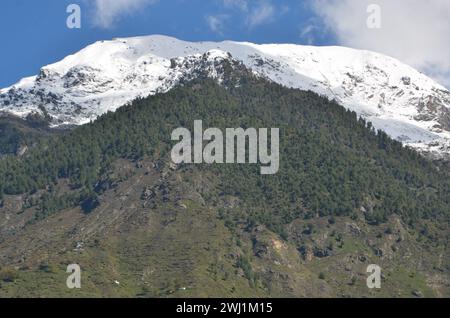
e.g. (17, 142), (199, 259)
(0, 74), (448, 235)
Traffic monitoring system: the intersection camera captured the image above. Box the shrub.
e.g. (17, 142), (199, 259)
(0, 267), (18, 282)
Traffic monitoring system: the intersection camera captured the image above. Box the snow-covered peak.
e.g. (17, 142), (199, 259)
(1, 35), (450, 157)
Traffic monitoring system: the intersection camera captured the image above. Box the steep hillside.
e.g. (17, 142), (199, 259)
(0, 70), (448, 297)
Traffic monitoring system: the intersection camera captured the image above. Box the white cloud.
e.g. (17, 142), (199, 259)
(206, 15), (229, 35)
(222, 0), (248, 11)
(92, 0), (158, 29)
(209, 1), (281, 31)
(311, 0), (450, 88)
(246, 2), (275, 29)
(299, 24), (316, 45)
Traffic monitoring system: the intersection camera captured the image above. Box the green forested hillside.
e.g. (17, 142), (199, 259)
(0, 73), (448, 297)
(0, 75), (448, 228)
(0, 115), (52, 156)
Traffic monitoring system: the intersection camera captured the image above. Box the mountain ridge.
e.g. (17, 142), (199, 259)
(1, 35), (450, 158)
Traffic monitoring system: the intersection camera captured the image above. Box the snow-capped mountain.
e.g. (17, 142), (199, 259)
(1, 35), (450, 157)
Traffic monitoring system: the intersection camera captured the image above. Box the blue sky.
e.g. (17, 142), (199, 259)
(1, 0), (449, 88)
